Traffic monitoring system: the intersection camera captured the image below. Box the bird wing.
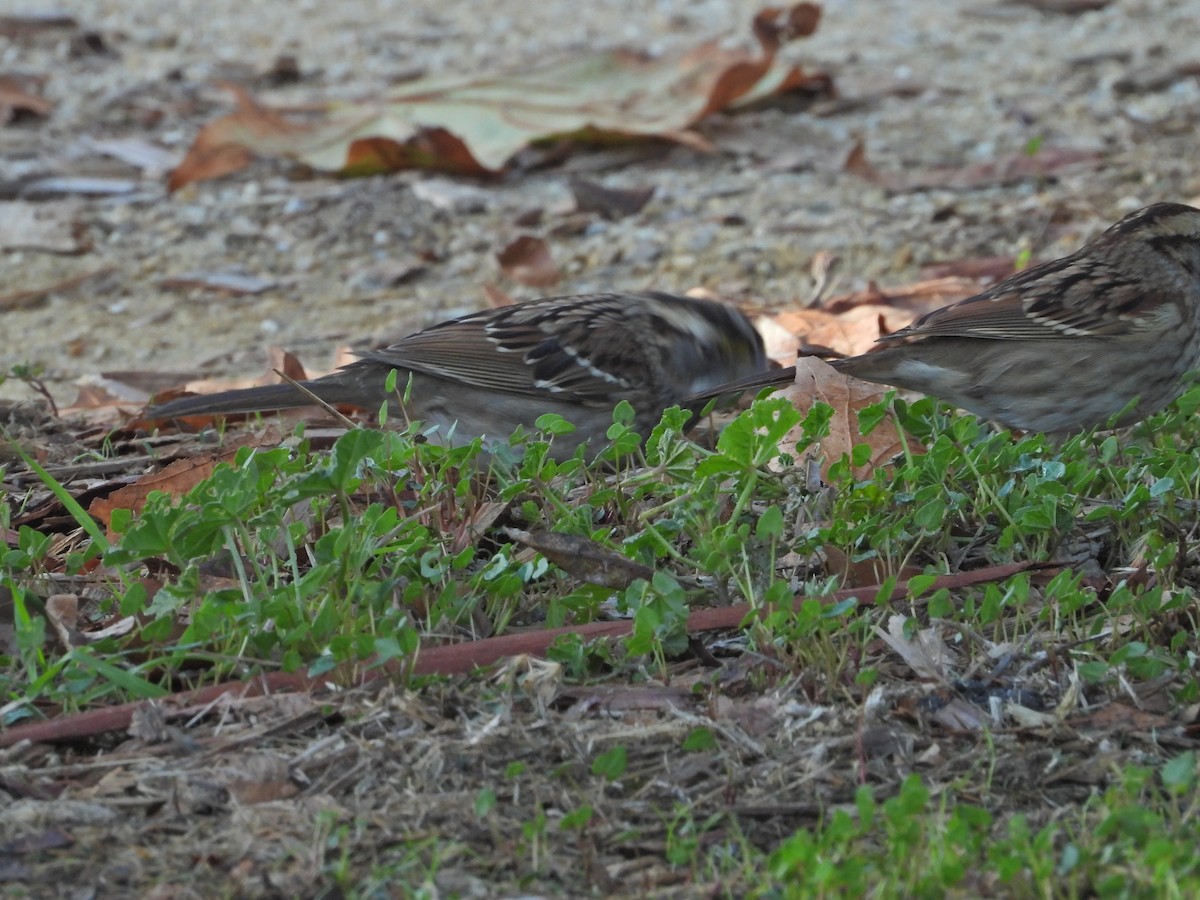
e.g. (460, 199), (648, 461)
(354, 293), (650, 404)
(888, 251), (1183, 343)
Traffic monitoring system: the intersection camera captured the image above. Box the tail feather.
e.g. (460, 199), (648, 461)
(683, 365), (797, 405)
(148, 379), (367, 419)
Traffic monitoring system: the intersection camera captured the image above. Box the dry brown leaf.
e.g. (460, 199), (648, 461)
(496, 235), (560, 288)
(504, 528), (655, 589)
(45, 593), (80, 651)
(844, 138), (1101, 193)
(59, 384), (125, 415)
(754, 313), (804, 366)
(168, 5), (829, 188)
(752, 3), (823, 50)
(757, 277), (981, 366)
(450, 500), (512, 555)
(769, 305), (912, 357)
(773, 357), (915, 479)
(221, 753), (299, 804)
(569, 177), (655, 219)
(166, 84), (288, 190)
(0, 74), (52, 122)
(841, 137), (881, 183)
(89, 427), (283, 529)
(824, 545), (920, 588)
(266, 347), (309, 384)
(1067, 702), (1173, 734)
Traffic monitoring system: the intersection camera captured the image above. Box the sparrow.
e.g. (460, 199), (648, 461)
(708, 203), (1200, 434)
(148, 291), (780, 458)
(827, 202), (1200, 432)
(154, 204), (1200, 448)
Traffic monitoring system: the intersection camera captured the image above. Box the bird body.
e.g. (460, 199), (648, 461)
(150, 203), (1200, 449)
(149, 292), (776, 458)
(831, 202), (1200, 432)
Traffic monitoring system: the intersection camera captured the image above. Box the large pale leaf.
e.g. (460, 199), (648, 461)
(169, 4), (826, 189)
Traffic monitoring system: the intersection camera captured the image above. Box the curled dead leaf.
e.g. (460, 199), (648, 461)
(766, 304), (913, 359)
(88, 427), (284, 530)
(504, 527), (655, 589)
(569, 177), (655, 220)
(45, 593), (80, 650)
(753, 3), (823, 51)
(496, 235), (560, 288)
(0, 74), (52, 122)
(266, 348), (309, 384)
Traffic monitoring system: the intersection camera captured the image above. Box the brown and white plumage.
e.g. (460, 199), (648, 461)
(148, 291), (777, 457)
(829, 202), (1200, 431)
(151, 204), (1200, 448)
(681, 204), (1200, 434)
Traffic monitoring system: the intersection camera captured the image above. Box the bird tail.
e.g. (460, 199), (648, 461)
(683, 365), (798, 405)
(147, 380), (368, 420)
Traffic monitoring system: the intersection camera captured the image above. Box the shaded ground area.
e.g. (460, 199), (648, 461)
(7, 648), (1160, 896)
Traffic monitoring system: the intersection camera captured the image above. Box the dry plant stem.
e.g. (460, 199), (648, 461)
(0, 560), (1041, 749)
(272, 368), (357, 428)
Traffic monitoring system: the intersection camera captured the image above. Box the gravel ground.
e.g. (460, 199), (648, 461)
(3, 0), (1200, 405)
(6, 3), (1200, 894)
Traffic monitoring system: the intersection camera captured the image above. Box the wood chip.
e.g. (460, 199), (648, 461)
(0, 200), (85, 254)
(159, 271), (277, 295)
(0, 267), (113, 311)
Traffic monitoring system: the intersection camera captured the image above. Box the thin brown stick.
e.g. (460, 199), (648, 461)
(0, 560), (1050, 748)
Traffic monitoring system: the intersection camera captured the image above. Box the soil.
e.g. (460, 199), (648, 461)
(3, 0), (1200, 895)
